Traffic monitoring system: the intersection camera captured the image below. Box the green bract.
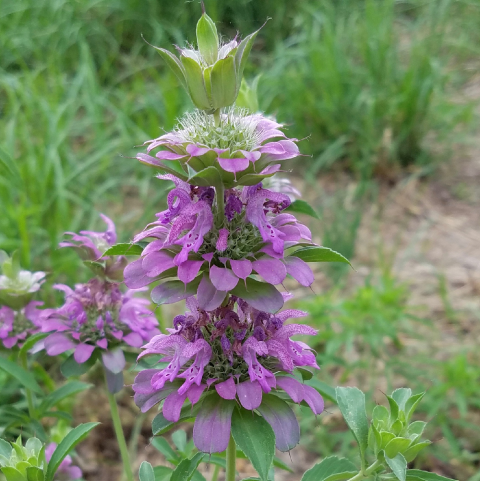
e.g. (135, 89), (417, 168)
(150, 11), (263, 113)
(0, 437), (46, 481)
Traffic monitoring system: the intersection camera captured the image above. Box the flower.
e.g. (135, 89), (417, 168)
(0, 301), (43, 349)
(45, 443), (82, 481)
(132, 295), (323, 453)
(60, 214), (126, 281)
(136, 108), (300, 186)
(124, 178), (315, 313)
(42, 279), (159, 372)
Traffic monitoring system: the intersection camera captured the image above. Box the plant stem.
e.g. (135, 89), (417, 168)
(213, 108), (221, 127)
(346, 460), (382, 481)
(105, 376), (135, 481)
(128, 412), (145, 465)
(211, 464), (221, 481)
(20, 351), (35, 419)
(226, 435), (236, 481)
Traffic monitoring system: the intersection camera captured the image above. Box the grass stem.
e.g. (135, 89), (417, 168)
(226, 435), (236, 481)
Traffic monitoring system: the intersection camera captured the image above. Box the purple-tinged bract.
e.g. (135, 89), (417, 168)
(0, 301), (43, 349)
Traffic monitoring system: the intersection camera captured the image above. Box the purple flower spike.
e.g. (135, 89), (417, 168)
(0, 301), (43, 349)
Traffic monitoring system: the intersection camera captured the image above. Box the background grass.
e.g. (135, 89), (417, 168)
(1, 0), (480, 477)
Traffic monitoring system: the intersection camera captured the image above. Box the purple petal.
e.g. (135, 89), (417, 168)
(186, 383), (207, 405)
(142, 251), (176, 278)
(215, 377), (236, 400)
(217, 156), (250, 174)
(257, 394), (300, 452)
(259, 142), (286, 155)
(132, 369), (158, 394)
(156, 150), (188, 161)
(101, 349), (126, 374)
(284, 256), (314, 287)
(303, 385), (325, 415)
(210, 266), (239, 291)
(44, 333), (76, 356)
(270, 140), (299, 160)
(230, 259), (252, 280)
(193, 395), (235, 453)
(73, 343), (95, 363)
(197, 274), (227, 311)
(186, 144), (211, 156)
(124, 258), (153, 289)
(276, 376), (305, 403)
(252, 257), (287, 285)
(236, 380), (262, 410)
(123, 332), (144, 347)
(97, 338), (108, 349)
(163, 391), (188, 422)
(178, 260), (204, 284)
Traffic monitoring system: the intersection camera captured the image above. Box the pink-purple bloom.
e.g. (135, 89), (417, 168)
(125, 178), (315, 314)
(45, 443), (82, 481)
(0, 301), (43, 349)
(132, 295), (323, 453)
(136, 109), (300, 186)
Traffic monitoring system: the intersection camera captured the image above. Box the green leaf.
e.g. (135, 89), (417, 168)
(102, 243), (144, 256)
(196, 13), (218, 66)
(234, 25), (263, 94)
(83, 260), (105, 277)
(305, 379), (336, 403)
(153, 47), (187, 89)
(231, 278), (284, 314)
(139, 462), (155, 481)
(301, 456), (357, 481)
(181, 57), (211, 111)
(151, 278), (200, 305)
(0, 438), (12, 458)
(296, 367), (313, 381)
(407, 421), (427, 439)
(273, 456), (294, 473)
(292, 247), (351, 265)
(372, 405), (390, 425)
(391, 389), (412, 411)
(405, 393), (425, 422)
(0, 356), (43, 394)
(231, 407), (275, 481)
(19, 333), (49, 357)
(210, 56), (237, 109)
(387, 396), (400, 423)
(171, 453), (205, 481)
(284, 200), (320, 219)
(39, 381), (92, 414)
(150, 438), (180, 465)
(335, 387), (369, 462)
(1, 467), (26, 481)
(60, 352), (97, 378)
(172, 430), (187, 453)
(152, 403), (198, 436)
(188, 167), (223, 188)
(26, 467), (44, 481)
(406, 470), (457, 481)
(153, 466), (174, 481)
(385, 438), (412, 458)
(0, 146), (23, 187)
(403, 441), (431, 463)
(45, 422), (99, 481)
(385, 453), (407, 481)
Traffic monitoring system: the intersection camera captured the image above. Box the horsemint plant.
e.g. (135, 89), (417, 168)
(100, 6), (457, 481)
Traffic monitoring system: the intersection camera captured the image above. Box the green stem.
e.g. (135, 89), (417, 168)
(211, 464), (221, 481)
(213, 108), (221, 127)
(128, 412), (145, 465)
(226, 435), (236, 481)
(20, 351), (35, 419)
(346, 460), (382, 481)
(105, 375), (135, 481)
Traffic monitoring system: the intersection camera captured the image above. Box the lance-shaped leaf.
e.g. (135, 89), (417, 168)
(171, 452), (205, 481)
(196, 13), (218, 65)
(210, 56), (237, 109)
(385, 453), (407, 481)
(231, 407), (275, 481)
(188, 166), (223, 189)
(152, 46), (187, 89)
(0, 357), (43, 394)
(39, 381), (92, 414)
(152, 403), (200, 436)
(151, 278), (200, 305)
(45, 423), (99, 481)
(234, 25), (264, 94)
(102, 243), (144, 256)
(292, 246), (351, 265)
(231, 278), (284, 314)
(284, 200), (320, 219)
(301, 456), (357, 481)
(181, 57), (211, 111)
(406, 470), (457, 481)
(335, 387), (369, 463)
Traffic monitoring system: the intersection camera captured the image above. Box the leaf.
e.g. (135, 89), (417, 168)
(151, 279), (200, 305)
(0, 146), (22, 187)
(26, 467), (44, 481)
(19, 333), (49, 357)
(102, 243), (144, 257)
(210, 56), (237, 108)
(284, 200), (320, 219)
(83, 260), (105, 277)
(301, 456), (357, 481)
(406, 470), (457, 481)
(172, 430), (187, 453)
(305, 379), (336, 403)
(234, 25), (263, 94)
(0, 356), (43, 394)
(291, 247), (351, 266)
(45, 422), (99, 481)
(60, 352), (97, 377)
(403, 441), (431, 463)
(405, 393), (425, 422)
(1, 467), (25, 481)
(153, 466), (174, 481)
(296, 367), (314, 381)
(139, 462), (156, 481)
(150, 438), (180, 465)
(231, 407), (275, 481)
(231, 278), (284, 314)
(0, 438), (12, 458)
(385, 453), (407, 481)
(385, 438), (412, 458)
(171, 452), (205, 481)
(39, 381), (92, 414)
(181, 57), (211, 111)
(391, 389), (412, 411)
(153, 47), (187, 89)
(188, 167), (223, 188)
(152, 403), (200, 436)
(335, 387), (369, 462)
